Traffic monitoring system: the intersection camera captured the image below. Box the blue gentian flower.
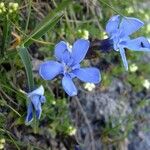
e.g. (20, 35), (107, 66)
(26, 85), (46, 124)
(106, 15), (150, 70)
(39, 39), (101, 96)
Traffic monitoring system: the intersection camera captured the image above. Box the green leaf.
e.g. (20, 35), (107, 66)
(23, 0), (72, 47)
(18, 47), (34, 91)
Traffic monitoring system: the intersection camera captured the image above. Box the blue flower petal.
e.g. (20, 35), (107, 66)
(40, 95), (46, 103)
(54, 41), (68, 61)
(25, 102), (33, 124)
(62, 50), (72, 65)
(106, 15), (120, 35)
(54, 41), (73, 64)
(71, 39), (90, 64)
(30, 95), (41, 110)
(30, 95), (42, 119)
(25, 86), (46, 123)
(125, 37), (150, 51)
(36, 108), (42, 119)
(120, 17), (144, 36)
(62, 74), (77, 96)
(72, 68), (101, 84)
(119, 47), (128, 71)
(28, 85), (44, 97)
(39, 61), (63, 80)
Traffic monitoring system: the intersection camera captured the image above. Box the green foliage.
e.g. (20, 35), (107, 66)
(45, 98), (73, 136)
(0, 0), (150, 149)
(23, 0), (72, 47)
(1, 15), (10, 56)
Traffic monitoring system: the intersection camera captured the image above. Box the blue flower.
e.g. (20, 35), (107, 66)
(39, 39), (101, 96)
(106, 15), (150, 70)
(25, 85), (46, 124)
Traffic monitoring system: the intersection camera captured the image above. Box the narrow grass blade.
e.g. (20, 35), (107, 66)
(18, 47), (34, 91)
(23, 0), (72, 47)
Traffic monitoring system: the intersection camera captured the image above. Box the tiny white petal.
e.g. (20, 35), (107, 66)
(143, 79), (150, 89)
(84, 82), (96, 91)
(129, 64), (138, 72)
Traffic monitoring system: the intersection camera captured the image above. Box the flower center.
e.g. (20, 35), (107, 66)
(63, 63), (72, 74)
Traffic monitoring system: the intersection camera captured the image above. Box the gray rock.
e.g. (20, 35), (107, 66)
(70, 78), (150, 150)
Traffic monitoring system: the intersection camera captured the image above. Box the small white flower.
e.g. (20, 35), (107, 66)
(83, 29), (89, 39)
(143, 79), (150, 89)
(9, 2), (13, 7)
(102, 32), (108, 39)
(84, 82), (96, 91)
(0, 144), (4, 149)
(129, 64), (138, 72)
(0, 139), (5, 144)
(144, 14), (150, 21)
(13, 3), (19, 8)
(12, 3), (19, 11)
(147, 24), (150, 32)
(68, 126), (76, 135)
(126, 7), (134, 14)
(52, 100), (56, 105)
(78, 29), (89, 39)
(0, 2), (6, 13)
(0, 2), (4, 8)
(8, 9), (13, 13)
(9, 2), (19, 12)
